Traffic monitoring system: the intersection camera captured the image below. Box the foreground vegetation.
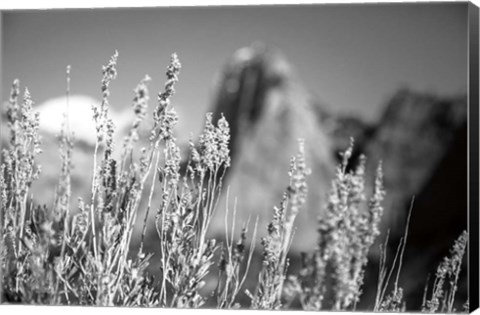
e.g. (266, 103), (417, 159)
(0, 52), (468, 311)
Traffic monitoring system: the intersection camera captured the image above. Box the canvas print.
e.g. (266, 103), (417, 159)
(0, 3), (476, 312)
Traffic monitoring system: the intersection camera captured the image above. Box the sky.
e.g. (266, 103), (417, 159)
(1, 3), (469, 138)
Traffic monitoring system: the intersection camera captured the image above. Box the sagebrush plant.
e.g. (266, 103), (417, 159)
(421, 230), (468, 313)
(0, 51), (468, 312)
(283, 139), (385, 311)
(215, 201), (257, 309)
(248, 139), (309, 310)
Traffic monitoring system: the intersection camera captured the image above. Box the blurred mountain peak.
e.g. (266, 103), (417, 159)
(207, 44), (468, 258)
(208, 43), (336, 251)
(226, 42), (295, 90)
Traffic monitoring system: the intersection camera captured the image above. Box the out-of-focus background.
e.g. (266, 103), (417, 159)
(1, 3), (469, 310)
(2, 5), (467, 131)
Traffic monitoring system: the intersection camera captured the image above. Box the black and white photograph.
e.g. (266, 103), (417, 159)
(0, 1), (478, 313)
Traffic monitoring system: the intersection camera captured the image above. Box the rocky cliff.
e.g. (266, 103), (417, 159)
(205, 43), (468, 309)
(207, 43), (337, 252)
